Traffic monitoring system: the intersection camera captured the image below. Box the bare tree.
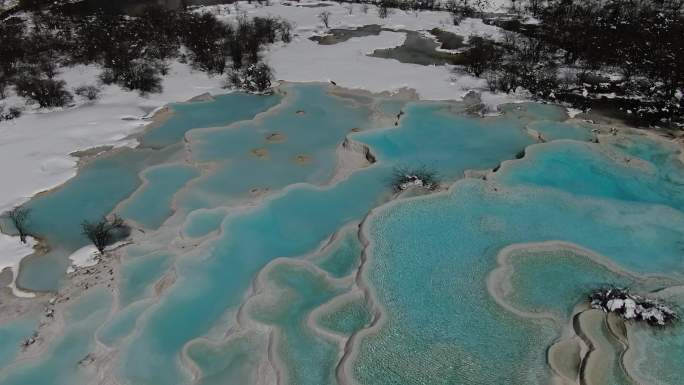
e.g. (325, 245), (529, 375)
(462, 35), (503, 77)
(318, 11), (331, 29)
(361, 3), (369, 13)
(81, 215), (128, 254)
(344, 4), (354, 15)
(6, 207), (31, 244)
(377, 2), (394, 19)
(74, 85), (101, 101)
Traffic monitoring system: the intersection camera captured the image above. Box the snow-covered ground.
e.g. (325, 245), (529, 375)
(65, 244), (100, 274)
(219, 1), (522, 100)
(0, 234), (36, 296)
(0, 0), (519, 290)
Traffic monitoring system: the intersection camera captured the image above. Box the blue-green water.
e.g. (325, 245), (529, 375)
(177, 84), (376, 210)
(118, 164), (199, 229)
(185, 331), (267, 385)
(117, 251), (172, 306)
(0, 317), (38, 365)
(501, 247), (636, 318)
(246, 261), (347, 385)
(98, 300), (149, 346)
(1, 84), (683, 385)
(181, 208), (228, 238)
(140, 92), (280, 149)
(314, 224), (363, 278)
(627, 288), (684, 385)
(17, 146), (176, 291)
(354, 102), (534, 179)
(0, 288), (112, 385)
(315, 293), (372, 336)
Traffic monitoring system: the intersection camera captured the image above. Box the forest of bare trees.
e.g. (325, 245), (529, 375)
(0, 1), (291, 116)
(461, 0), (684, 125)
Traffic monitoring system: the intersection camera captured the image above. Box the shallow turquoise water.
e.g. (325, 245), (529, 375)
(140, 93), (280, 148)
(499, 139), (684, 212)
(503, 248), (635, 318)
(118, 251), (172, 306)
(627, 289), (684, 385)
(118, 163), (198, 229)
(315, 294), (372, 336)
(0, 287), (112, 385)
(181, 208), (228, 238)
(118, 167), (391, 385)
(354, 102), (534, 179)
(314, 225), (362, 278)
(116, 89), (551, 385)
(98, 301), (149, 346)
(0, 317), (38, 365)
(178, 84), (375, 210)
(247, 261), (346, 385)
(15, 92), (279, 292)
(186, 331), (267, 385)
(18, 146), (177, 291)
(2, 84), (684, 385)
(356, 176), (684, 384)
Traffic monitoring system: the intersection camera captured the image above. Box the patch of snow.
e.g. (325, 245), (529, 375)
(524, 16), (541, 25)
(398, 175), (431, 190)
(597, 92), (617, 99)
(0, 233), (37, 297)
(66, 240), (128, 273)
(204, 1), (506, 101)
(566, 107), (583, 118)
(66, 245), (100, 274)
(268, 30), (469, 100)
(607, 298), (624, 312)
(623, 298), (637, 319)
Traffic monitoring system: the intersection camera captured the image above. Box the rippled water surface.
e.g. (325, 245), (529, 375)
(2, 84), (683, 385)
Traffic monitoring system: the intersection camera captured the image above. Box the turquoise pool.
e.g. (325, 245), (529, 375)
(1, 84), (682, 385)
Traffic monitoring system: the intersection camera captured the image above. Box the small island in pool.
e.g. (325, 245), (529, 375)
(1, 1), (684, 385)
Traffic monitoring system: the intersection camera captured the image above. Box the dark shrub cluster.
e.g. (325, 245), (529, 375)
(0, 5), (292, 105)
(468, 0), (684, 126)
(3, 207), (31, 243)
(74, 85), (101, 101)
(81, 214), (130, 253)
(15, 77), (73, 108)
(0, 104), (22, 121)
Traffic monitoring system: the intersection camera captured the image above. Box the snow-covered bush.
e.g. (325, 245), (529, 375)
(226, 63), (274, 94)
(100, 60), (164, 95)
(390, 167), (439, 193)
(0, 104), (21, 121)
(589, 287), (677, 327)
